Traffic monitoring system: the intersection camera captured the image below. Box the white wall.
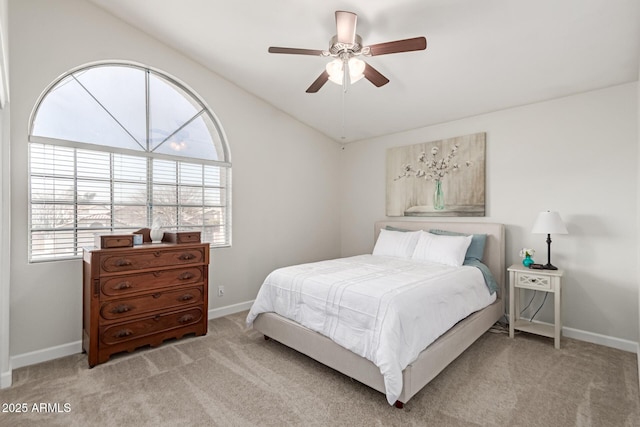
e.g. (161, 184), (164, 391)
(340, 83), (638, 344)
(8, 0), (341, 359)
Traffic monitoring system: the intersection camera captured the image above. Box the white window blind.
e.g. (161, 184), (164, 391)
(28, 63), (231, 262)
(29, 143), (230, 261)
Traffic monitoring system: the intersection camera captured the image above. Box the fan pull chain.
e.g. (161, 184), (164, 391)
(342, 56), (350, 94)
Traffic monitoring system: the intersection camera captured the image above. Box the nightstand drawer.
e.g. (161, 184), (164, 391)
(516, 273), (552, 290)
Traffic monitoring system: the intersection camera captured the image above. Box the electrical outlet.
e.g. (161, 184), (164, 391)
(217, 286), (224, 297)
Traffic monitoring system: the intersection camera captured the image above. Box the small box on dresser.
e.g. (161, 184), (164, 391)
(82, 242), (209, 367)
(94, 234), (134, 249)
(162, 231), (201, 244)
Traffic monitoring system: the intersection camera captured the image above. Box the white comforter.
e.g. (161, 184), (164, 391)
(246, 254), (496, 405)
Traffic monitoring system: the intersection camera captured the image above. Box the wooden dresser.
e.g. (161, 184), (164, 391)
(82, 242), (209, 367)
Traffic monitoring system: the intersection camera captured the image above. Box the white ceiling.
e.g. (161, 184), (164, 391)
(88, 0), (639, 143)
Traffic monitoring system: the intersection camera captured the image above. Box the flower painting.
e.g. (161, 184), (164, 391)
(386, 133), (486, 217)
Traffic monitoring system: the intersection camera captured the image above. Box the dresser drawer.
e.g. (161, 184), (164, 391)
(101, 267), (203, 297)
(100, 308), (204, 346)
(516, 273), (552, 290)
(100, 286), (204, 321)
(100, 247), (205, 272)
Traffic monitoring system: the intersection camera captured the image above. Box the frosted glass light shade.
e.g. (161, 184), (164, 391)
(348, 58), (365, 83)
(326, 58), (365, 85)
(531, 211), (568, 234)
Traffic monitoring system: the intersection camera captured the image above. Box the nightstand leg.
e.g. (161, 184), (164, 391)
(554, 285), (561, 349)
(509, 271), (515, 339)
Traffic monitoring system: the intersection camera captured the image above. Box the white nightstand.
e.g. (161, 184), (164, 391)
(508, 264), (564, 349)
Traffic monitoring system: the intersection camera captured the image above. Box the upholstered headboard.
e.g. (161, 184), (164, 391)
(374, 221), (506, 298)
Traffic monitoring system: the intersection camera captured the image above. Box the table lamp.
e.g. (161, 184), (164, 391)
(531, 211), (568, 270)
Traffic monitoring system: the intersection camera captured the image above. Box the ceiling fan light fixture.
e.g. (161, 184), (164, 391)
(326, 57), (365, 85)
(268, 10), (427, 93)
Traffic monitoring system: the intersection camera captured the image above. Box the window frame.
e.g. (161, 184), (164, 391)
(27, 61), (232, 263)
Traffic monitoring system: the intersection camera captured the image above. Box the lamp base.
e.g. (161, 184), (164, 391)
(541, 263), (558, 270)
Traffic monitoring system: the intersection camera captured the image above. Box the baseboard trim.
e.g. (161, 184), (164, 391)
(514, 316), (638, 353)
(7, 301), (255, 373)
(10, 340), (82, 370)
(1, 368), (12, 388)
(8, 301), (634, 374)
(562, 326), (638, 353)
(208, 300), (254, 320)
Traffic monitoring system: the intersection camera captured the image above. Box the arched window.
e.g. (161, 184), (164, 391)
(28, 62), (231, 262)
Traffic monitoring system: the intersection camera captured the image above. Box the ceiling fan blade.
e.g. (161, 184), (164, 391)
(306, 71), (330, 93)
(363, 62), (390, 87)
(367, 36), (427, 56)
(268, 47), (324, 56)
(335, 11), (357, 45)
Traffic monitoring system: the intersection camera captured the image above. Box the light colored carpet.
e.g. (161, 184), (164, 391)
(1, 311), (638, 426)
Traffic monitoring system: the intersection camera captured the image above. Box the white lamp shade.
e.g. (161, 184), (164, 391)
(531, 211), (568, 234)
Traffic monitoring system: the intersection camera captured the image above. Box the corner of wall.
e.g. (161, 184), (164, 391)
(0, 104), (9, 389)
(636, 59), (640, 385)
(0, 0), (10, 389)
(0, 103), (10, 388)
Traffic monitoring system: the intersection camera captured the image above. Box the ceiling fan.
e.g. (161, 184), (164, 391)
(268, 11), (427, 93)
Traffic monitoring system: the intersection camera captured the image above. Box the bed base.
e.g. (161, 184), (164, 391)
(253, 221), (505, 407)
(254, 298), (502, 406)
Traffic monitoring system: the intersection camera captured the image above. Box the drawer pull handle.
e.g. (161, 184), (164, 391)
(179, 253), (196, 261)
(114, 281), (132, 290)
(531, 279), (537, 283)
(114, 329), (133, 338)
(152, 271), (161, 277)
(179, 294), (194, 302)
(154, 251), (161, 257)
(154, 315), (161, 321)
(152, 293), (161, 299)
(115, 259), (132, 267)
(178, 272), (195, 280)
(111, 304), (132, 314)
(178, 314), (195, 323)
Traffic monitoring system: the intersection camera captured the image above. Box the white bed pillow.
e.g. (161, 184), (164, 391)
(411, 231), (473, 267)
(372, 229), (421, 258)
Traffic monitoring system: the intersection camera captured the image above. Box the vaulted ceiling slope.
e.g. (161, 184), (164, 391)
(88, 0), (640, 143)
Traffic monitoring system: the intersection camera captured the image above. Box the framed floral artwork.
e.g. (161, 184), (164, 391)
(386, 132), (486, 217)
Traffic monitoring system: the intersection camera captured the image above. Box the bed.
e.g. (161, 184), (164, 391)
(247, 220), (505, 408)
